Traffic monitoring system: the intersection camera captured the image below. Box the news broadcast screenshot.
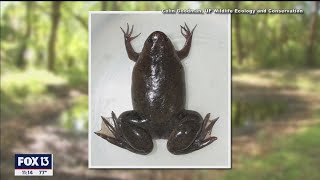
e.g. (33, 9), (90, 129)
(1, 1), (319, 179)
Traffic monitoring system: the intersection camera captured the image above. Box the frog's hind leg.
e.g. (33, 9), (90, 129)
(167, 110), (218, 155)
(95, 110), (153, 155)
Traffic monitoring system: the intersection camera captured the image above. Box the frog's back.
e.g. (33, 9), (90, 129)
(131, 52), (185, 138)
(132, 53), (185, 118)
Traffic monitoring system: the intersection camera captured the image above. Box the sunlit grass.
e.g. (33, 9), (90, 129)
(1, 68), (66, 96)
(312, 108), (320, 119)
(278, 73), (320, 93)
(232, 101), (287, 127)
(0, 68), (67, 118)
(224, 123), (320, 180)
(233, 69), (320, 94)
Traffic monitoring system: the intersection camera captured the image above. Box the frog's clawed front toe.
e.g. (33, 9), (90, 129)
(120, 23), (141, 42)
(180, 22), (197, 39)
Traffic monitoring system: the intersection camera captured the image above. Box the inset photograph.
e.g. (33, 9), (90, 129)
(89, 12), (231, 168)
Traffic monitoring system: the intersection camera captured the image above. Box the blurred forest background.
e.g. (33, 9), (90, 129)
(1, 1), (319, 180)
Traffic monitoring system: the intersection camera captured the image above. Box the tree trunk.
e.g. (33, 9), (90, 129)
(234, 101), (241, 126)
(174, 2), (182, 9)
(111, 1), (119, 11)
(279, 2), (285, 60)
(17, 1), (33, 69)
(101, 1), (107, 11)
(48, 1), (62, 71)
(306, 1), (320, 67)
(234, 1), (244, 65)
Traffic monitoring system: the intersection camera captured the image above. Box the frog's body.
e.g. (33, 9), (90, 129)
(95, 23), (218, 155)
(132, 31), (185, 139)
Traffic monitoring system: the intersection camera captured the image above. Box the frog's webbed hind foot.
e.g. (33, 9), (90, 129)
(95, 111), (153, 155)
(95, 112), (136, 153)
(167, 111), (218, 155)
(188, 113), (218, 152)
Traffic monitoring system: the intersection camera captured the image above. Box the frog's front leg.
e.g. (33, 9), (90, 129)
(167, 110), (218, 155)
(176, 23), (197, 60)
(120, 23), (141, 62)
(95, 110), (153, 155)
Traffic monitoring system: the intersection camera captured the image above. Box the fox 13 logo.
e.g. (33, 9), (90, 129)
(15, 154), (53, 176)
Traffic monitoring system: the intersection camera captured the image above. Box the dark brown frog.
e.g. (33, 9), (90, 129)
(95, 23), (218, 155)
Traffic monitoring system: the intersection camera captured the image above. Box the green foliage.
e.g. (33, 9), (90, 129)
(59, 95), (88, 132)
(63, 67), (88, 92)
(224, 123), (320, 180)
(1, 1), (319, 74)
(202, 1), (320, 68)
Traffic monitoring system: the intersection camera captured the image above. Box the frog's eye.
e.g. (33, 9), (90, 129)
(164, 37), (168, 42)
(148, 38), (153, 43)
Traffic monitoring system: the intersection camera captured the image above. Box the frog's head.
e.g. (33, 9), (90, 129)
(143, 31), (175, 56)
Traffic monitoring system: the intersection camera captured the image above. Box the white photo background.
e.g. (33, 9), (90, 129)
(89, 12), (230, 168)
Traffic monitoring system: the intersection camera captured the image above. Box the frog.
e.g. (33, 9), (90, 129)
(95, 23), (218, 155)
